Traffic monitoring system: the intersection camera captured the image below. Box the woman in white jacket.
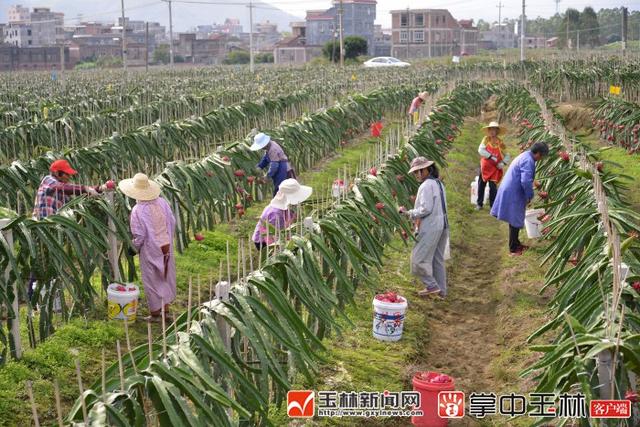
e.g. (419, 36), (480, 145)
(399, 157), (449, 299)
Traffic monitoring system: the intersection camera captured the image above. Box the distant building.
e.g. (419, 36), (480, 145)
(273, 21), (321, 65)
(212, 18), (243, 35)
(3, 6), (64, 47)
(8, 5), (30, 23)
(390, 8), (478, 58)
(174, 32), (229, 64)
(479, 23), (516, 50)
(518, 35), (546, 49)
(253, 20), (281, 50)
(373, 24), (391, 56)
(546, 37), (558, 48)
(0, 45), (73, 71)
(305, 0), (376, 56)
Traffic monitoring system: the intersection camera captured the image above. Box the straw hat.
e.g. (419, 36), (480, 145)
(279, 179), (312, 205)
(250, 133), (271, 151)
(418, 91), (428, 101)
(483, 121), (505, 135)
(408, 156), (434, 174)
(118, 173), (161, 201)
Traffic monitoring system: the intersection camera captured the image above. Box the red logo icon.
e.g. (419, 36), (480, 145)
(438, 391), (465, 418)
(590, 400), (631, 418)
(287, 390), (315, 418)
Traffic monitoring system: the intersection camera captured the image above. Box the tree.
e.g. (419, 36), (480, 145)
(152, 44), (170, 64)
(322, 36), (368, 62)
(558, 8), (581, 48)
(344, 36), (368, 59)
(223, 50), (250, 64)
(476, 19), (490, 31)
(579, 7), (600, 47)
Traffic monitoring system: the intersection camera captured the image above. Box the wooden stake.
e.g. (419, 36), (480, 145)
(123, 320), (137, 374)
(26, 380), (40, 427)
(198, 275), (202, 322)
(74, 358), (88, 424)
(54, 379), (63, 426)
(161, 299), (167, 360)
(101, 348), (106, 401)
(226, 241), (231, 285)
(187, 276), (193, 330)
(116, 340), (125, 391)
(147, 321), (153, 363)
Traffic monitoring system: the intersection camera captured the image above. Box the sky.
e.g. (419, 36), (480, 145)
(0, 0), (638, 30)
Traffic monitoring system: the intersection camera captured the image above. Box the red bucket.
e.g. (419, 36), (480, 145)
(411, 371), (455, 426)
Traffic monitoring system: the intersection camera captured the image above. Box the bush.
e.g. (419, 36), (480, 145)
(255, 52), (274, 63)
(152, 44), (170, 64)
(223, 50), (250, 64)
(322, 36), (368, 62)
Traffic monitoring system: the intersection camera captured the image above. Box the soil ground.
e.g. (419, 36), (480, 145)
(276, 119), (554, 426)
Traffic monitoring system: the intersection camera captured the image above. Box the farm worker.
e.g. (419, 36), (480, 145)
(33, 159), (102, 219)
(252, 178), (312, 250)
(476, 121), (511, 210)
(251, 132), (295, 196)
(398, 157), (449, 299)
(491, 142), (549, 256)
(408, 91), (429, 124)
(119, 173), (177, 322)
(31, 159), (103, 301)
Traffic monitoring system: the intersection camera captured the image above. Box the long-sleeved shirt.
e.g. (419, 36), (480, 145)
(408, 96), (423, 114)
(407, 177), (448, 231)
(33, 175), (95, 219)
(257, 141), (291, 195)
(491, 151), (536, 228)
(478, 137), (511, 182)
(251, 205), (296, 245)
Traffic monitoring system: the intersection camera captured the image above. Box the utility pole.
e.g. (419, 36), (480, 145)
(497, 2), (503, 31)
(576, 30), (579, 52)
(121, 0), (127, 72)
(167, 0), (174, 67)
(339, 0), (345, 66)
(428, 12), (432, 58)
(145, 22), (149, 71)
(554, 0), (561, 15)
(622, 7), (628, 56)
(406, 7), (410, 59)
(248, 0), (254, 72)
(520, 0), (525, 61)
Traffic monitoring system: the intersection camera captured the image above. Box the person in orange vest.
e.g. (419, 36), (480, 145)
(476, 122), (511, 210)
(408, 91), (428, 124)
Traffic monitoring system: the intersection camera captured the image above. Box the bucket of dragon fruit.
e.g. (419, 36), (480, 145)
(372, 292), (407, 342)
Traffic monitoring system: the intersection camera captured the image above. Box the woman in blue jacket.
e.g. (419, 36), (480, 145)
(251, 132), (294, 196)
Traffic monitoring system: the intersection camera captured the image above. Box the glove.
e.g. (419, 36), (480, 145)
(489, 155), (498, 163)
(398, 206), (407, 215)
(497, 161), (505, 170)
(85, 187), (99, 197)
(127, 246), (138, 256)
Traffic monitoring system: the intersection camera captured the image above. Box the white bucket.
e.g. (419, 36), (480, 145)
(525, 208), (546, 239)
(470, 176), (490, 206)
(372, 296), (408, 342)
(107, 283), (140, 322)
(332, 180), (345, 198)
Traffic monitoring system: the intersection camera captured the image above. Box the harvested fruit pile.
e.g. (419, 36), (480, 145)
(375, 292), (405, 303)
(112, 284), (137, 292)
(416, 372), (453, 383)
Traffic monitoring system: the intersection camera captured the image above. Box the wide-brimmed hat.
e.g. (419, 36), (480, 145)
(49, 159), (77, 175)
(279, 179), (312, 205)
(250, 133), (271, 151)
(118, 173), (161, 201)
(483, 121), (505, 135)
(269, 192), (288, 210)
(408, 156), (434, 174)
(418, 91), (428, 101)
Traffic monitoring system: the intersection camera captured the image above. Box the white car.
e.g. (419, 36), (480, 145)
(363, 57), (411, 68)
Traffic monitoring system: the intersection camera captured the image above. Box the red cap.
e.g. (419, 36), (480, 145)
(49, 159), (77, 175)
